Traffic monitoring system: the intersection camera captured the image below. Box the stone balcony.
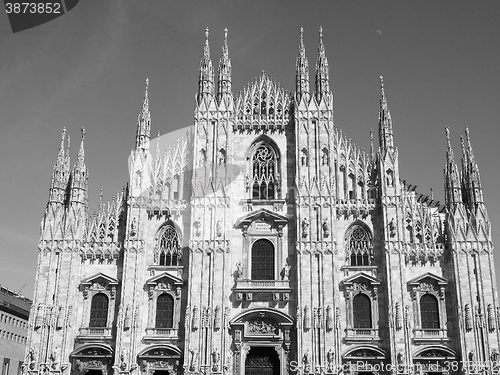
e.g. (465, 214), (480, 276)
(413, 328), (448, 342)
(345, 328), (380, 342)
(234, 279), (291, 302)
(144, 328), (179, 342)
(77, 327), (112, 341)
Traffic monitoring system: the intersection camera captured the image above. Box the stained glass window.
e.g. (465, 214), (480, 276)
(347, 226), (371, 266)
(251, 144), (277, 200)
(159, 225), (180, 266)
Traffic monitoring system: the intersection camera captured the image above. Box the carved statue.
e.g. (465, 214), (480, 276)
(189, 349), (198, 371)
(235, 262), (243, 279)
(130, 217), (137, 238)
(301, 149), (308, 167)
(327, 349), (334, 371)
(49, 347), (59, 369)
(302, 218), (310, 238)
(212, 348), (221, 372)
(491, 349), (499, 365)
(216, 220), (223, 237)
(218, 149), (226, 165)
(322, 218), (330, 238)
(282, 263), (290, 280)
(303, 350), (311, 373)
(27, 347), (37, 370)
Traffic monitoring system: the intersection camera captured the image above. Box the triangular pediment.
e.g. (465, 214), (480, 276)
(80, 273), (118, 288)
(408, 272), (448, 286)
(343, 272), (381, 286)
(145, 272), (183, 287)
(234, 208), (288, 229)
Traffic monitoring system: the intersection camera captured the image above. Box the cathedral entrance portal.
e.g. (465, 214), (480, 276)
(245, 347), (279, 375)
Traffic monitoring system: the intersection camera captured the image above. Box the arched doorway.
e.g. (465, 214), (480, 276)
(245, 347), (279, 375)
(70, 344), (113, 375)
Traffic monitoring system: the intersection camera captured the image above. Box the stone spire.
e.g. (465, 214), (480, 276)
(444, 127), (462, 207)
(217, 27), (232, 102)
(48, 128), (71, 205)
(198, 28), (214, 103)
(69, 128), (88, 206)
(315, 26), (330, 102)
(135, 78), (151, 150)
(296, 27), (309, 102)
(378, 76), (394, 151)
(461, 127), (484, 206)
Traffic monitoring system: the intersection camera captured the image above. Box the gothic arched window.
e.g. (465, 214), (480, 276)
(251, 239), (274, 280)
(158, 224), (180, 266)
(420, 294), (440, 329)
(251, 143), (277, 200)
(89, 293), (109, 328)
(353, 294), (372, 328)
(155, 293), (174, 329)
(346, 224), (372, 266)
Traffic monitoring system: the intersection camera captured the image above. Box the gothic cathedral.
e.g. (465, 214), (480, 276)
(26, 27), (500, 375)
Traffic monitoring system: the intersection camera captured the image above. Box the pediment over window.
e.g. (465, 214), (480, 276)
(343, 346), (386, 360)
(408, 272), (448, 287)
(80, 273), (118, 292)
(146, 272), (183, 289)
(343, 272), (381, 288)
(414, 346), (456, 359)
(234, 208), (288, 231)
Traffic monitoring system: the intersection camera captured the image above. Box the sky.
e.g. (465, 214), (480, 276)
(0, 1), (499, 299)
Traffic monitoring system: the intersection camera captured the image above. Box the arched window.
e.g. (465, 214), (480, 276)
(156, 293), (174, 329)
(251, 143), (277, 200)
(420, 294), (440, 329)
(158, 224), (180, 266)
(346, 225), (372, 266)
(353, 294), (372, 328)
(89, 293), (108, 328)
(251, 239), (274, 280)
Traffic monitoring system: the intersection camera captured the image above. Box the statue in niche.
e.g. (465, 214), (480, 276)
(235, 262), (243, 279)
(327, 349), (334, 372)
(198, 149), (206, 166)
(216, 220), (223, 237)
(301, 218), (310, 238)
(491, 349), (499, 365)
(303, 350), (311, 373)
(322, 218), (330, 238)
(49, 347), (59, 370)
(301, 149), (308, 167)
(218, 149), (226, 165)
(189, 349), (198, 371)
(386, 169), (394, 187)
(282, 263), (290, 280)
(130, 217), (137, 238)
(212, 349), (221, 372)
(321, 148), (329, 166)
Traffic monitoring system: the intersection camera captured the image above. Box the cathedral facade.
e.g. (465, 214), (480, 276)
(26, 27), (500, 375)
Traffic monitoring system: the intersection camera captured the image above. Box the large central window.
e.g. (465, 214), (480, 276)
(420, 294), (440, 329)
(89, 293), (108, 328)
(251, 144), (277, 200)
(251, 239), (275, 280)
(156, 293), (174, 329)
(353, 294), (372, 328)
(346, 224), (372, 266)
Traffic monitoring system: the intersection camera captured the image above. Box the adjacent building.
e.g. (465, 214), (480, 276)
(0, 285), (32, 375)
(26, 28), (500, 375)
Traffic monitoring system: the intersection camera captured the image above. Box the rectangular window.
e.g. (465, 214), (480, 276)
(3, 358), (10, 375)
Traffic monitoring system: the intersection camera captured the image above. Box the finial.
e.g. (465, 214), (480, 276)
(67, 135), (70, 151)
(465, 127), (471, 145)
(380, 75), (385, 92)
(300, 26), (304, 42)
(224, 27), (228, 40)
(445, 127), (451, 148)
(61, 127), (66, 144)
(319, 25), (323, 39)
(460, 136), (466, 155)
(81, 127), (86, 142)
(430, 187), (434, 200)
(205, 27), (209, 40)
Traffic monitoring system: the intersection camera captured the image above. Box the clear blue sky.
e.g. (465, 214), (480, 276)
(1, 1), (499, 298)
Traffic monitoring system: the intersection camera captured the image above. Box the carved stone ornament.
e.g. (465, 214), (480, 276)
(326, 305), (333, 331)
(322, 218), (330, 238)
(302, 218), (310, 238)
(248, 318), (277, 335)
(192, 306), (199, 330)
(194, 218), (202, 236)
(395, 302), (403, 331)
(214, 306), (221, 330)
(304, 305), (311, 330)
(211, 348), (221, 372)
(465, 304), (473, 331)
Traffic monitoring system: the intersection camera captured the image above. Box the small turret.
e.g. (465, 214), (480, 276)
(217, 27), (232, 103)
(197, 28), (214, 104)
(48, 128), (71, 205)
(135, 78), (151, 150)
(315, 26), (330, 102)
(296, 27), (309, 103)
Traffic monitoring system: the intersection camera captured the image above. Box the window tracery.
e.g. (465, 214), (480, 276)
(251, 143), (278, 200)
(346, 224), (372, 266)
(157, 224), (181, 266)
